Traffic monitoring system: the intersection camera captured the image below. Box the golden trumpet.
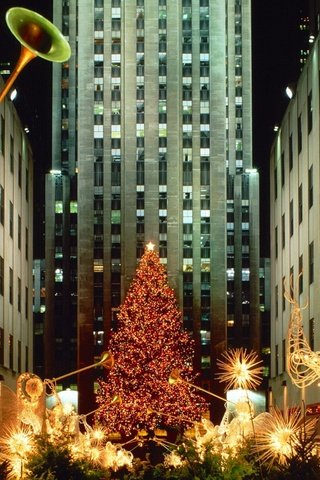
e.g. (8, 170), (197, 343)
(169, 369), (234, 404)
(0, 7), (71, 102)
(50, 351), (114, 383)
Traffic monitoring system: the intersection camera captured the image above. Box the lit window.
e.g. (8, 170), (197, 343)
(183, 210), (193, 223)
(55, 269), (63, 282)
(242, 268), (250, 281)
(200, 330), (210, 345)
(111, 210), (121, 224)
(227, 268), (235, 280)
(70, 201), (77, 213)
(201, 355), (210, 369)
(55, 201), (63, 214)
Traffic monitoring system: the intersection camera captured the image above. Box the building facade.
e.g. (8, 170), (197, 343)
(0, 80), (34, 391)
(270, 35), (320, 411)
(46, 0), (260, 415)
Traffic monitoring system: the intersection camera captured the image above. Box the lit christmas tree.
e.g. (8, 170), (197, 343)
(95, 242), (206, 436)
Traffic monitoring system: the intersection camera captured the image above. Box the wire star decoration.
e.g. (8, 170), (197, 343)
(216, 348), (263, 391)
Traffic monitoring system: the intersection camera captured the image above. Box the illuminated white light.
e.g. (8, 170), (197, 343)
(10, 89), (17, 101)
(285, 86), (294, 99)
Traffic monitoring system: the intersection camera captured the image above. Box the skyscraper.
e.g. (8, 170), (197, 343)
(45, 0), (260, 416)
(0, 78), (34, 391)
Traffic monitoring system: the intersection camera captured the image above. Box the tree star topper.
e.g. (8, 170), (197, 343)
(146, 241), (155, 251)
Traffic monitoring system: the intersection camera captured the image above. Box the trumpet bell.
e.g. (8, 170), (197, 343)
(6, 7), (71, 63)
(99, 351), (115, 370)
(168, 368), (182, 385)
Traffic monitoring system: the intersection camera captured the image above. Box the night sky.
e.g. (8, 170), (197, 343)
(0, 0), (307, 258)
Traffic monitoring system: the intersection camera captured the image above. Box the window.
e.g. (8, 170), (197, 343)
(275, 226), (278, 258)
(18, 154), (22, 187)
(275, 344), (279, 376)
(9, 334), (13, 370)
(10, 135), (14, 173)
(308, 91), (312, 133)
(282, 339), (286, 372)
(274, 166), (277, 199)
(0, 257), (3, 296)
(201, 355), (210, 369)
(0, 328), (3, 365)
(0, 186), (4, 225)
(298, 184), (302, 223)
(281, 152), (285, 187)
(18, 215), (21, 249)
(299, 255), (303, 294)
(18, 340), (21, 373)
(25, 228), (29, 260)
(0, 115), (4, 154)
(25, 286), (29, 319)
(289, 134), (293, 170)
(297, 114), (302, 153)
(275, 285), (278, 318)
(26, 168), (29, 202)
(9, 201), (13, 238)
(282, 214), (285, 249)
(9, 268), (13, 304)
(70, 201), (77, 213)
(309, 241), (314, 284)
(94, 161), (103, 186)
(18, 277), (21, 312)
(309, 165), (313, 208)
(289, 200), (293, 237)
(282, 276), (286, 311)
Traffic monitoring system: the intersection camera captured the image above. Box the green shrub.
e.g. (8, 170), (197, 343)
(0, 461), (11, 480)
(25, 434), (109, 480)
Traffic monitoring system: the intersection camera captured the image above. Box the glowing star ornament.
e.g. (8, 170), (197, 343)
(146, 241), (155, 251)
(216, 348), (263, 391)
(0, 426), (35, 478)
(254, 408), (318, 467)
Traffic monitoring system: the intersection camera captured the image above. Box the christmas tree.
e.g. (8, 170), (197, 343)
(95, 242), (206, 436)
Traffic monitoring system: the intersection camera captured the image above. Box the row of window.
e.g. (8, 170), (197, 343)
(0, 188), (29, 257)
(0, 328), (28, 373)
(275, 92), (313, 197)
(274, 168), (313, 255)
(0, 258), (29, 316)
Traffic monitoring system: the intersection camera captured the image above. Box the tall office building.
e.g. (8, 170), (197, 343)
(0, 79), (34, 391)
(45, 0), (260, 415)
(270, 32), (320, 414)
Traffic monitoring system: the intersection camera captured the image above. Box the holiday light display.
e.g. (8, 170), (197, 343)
(16, 373), (45, 434)
(253, 407), (318, 467)
(0, 426), (34, 478)
(216, 348), (264, 391)
(285, 281), (320, 388)
(95, 243), (207, 436)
